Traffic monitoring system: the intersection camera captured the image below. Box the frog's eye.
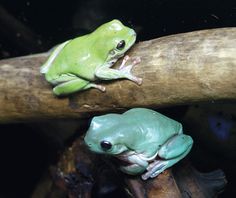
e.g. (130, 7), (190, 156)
(116, 40), (125, 50)
(100, 140), (112, 151)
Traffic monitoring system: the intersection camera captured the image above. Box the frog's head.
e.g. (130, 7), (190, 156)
(93, 19), (137, 61)
(84, 114), (129, 155)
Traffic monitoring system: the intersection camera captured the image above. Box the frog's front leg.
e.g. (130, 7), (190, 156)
(95, 56), (142, 85)
(142, 134), (193, 180)
(52, 75), (105, 96)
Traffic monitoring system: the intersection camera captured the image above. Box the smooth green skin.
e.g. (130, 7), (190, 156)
(84, 108), (193, 180)
(40, 19), (137, 96)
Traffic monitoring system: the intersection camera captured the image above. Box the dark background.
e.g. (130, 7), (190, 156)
(0, 0), (236, 58)
(0, 0), (236, 197)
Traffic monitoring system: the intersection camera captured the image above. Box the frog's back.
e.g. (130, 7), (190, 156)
(44, 34), (103, 81)
(40, 40), (70, 75)
(123, 108), (182, 144)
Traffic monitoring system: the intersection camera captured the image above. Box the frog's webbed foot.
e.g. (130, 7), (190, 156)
(118, 55), (142, 85)
(141, 148), (191, 180)
(119, 55), (141, 70)
(141, 159), (168, 180)
(141, 134), (193, 180)
(95, 55), (142, 85)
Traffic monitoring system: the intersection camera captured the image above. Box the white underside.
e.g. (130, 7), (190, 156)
(117, 150), (159, 164)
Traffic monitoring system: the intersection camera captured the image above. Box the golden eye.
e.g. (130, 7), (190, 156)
(116, 40), (125, 50)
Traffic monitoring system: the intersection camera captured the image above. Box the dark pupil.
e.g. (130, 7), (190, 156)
(100, 141), (112, 150)
(117, 40), (125, 50)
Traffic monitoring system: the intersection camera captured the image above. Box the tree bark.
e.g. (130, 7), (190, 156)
(0, 28), (236, 123)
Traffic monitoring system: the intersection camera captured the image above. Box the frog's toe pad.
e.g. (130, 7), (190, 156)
(131, 56), (141, 65)
(142, 160), (167, 180)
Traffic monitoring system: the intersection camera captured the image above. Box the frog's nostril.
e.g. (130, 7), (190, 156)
(85, 141), (91, 147)
(129, 29), (136, 37)
(88, 143), (93, 147)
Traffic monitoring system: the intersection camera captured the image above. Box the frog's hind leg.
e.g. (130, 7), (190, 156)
(141, 134), (193, 180)
(53, 77), (105, 96)
(48, 74), (78, 85)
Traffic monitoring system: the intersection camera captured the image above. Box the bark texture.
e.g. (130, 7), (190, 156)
(0, 28), (236, 123)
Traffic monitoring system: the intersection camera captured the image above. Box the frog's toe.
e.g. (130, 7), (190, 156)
(84, 83), (106, 92)
(142, 161), (167, 180)
(119, 55), (130, 70)
(150, 170), (164, 178)
(118, 56), (141, 70)
(128, 75), (142, 85)
(131, 56), (141, 65)
(118, 65), (142, 85)
(135, 77), (143, 85)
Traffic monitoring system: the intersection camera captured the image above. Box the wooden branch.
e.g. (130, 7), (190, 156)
(0, 28), (236, 123)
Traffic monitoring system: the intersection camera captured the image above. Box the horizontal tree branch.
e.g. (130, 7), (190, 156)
(0, 28), (236, 123)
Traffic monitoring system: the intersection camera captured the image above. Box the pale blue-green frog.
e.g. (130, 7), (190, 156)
(84, 108), (193, 180)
